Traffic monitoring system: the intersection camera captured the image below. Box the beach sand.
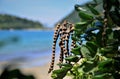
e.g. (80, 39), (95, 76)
(20, 62), (71, 79)
(20, 63), (52, 79)
(0, 61), (53, 79)
(0, 59), (71, 79)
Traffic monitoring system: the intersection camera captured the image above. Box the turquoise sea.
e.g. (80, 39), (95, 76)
(0, 30), (59, 67)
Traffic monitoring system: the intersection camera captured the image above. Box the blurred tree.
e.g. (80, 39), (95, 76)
(0, 14), (44, 29)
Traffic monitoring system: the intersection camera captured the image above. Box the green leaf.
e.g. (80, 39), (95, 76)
(76, 22), (88, 26)
(86, 5), (99, 15)
(98, 59), (113, 72)
(75, 4), (86, 11)
(57, 63), (72, 68)
(95, 29), (103, 47)
(75, 22), (88, 35)
(65, 55), (79, 62)
(93, 73), (113, 79)
(106, 28), (112, 34)
(100, 47), (113, 55)
(74, 29), (82, 37)
(80, 45), (91, 59)
(86, 41), (98, 57)
(82, 61), (97, 73)
(109, 11), (120, 26)
(71, 46), (81, 55)
(79, 11), (93, 21)
(71, 36), (78, 41)
(114, 30), (120, 39)
(75, 22), (88, 29)
(51, 67), (71, 79)
(107, 15), (114, 27)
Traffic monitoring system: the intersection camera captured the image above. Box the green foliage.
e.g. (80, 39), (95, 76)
(71, 46), (81, 55)
(51, 0), (120, 79)
(65, 55), (79, 62)
(0, 14), (44, 29)
(58, 0), (103, 24)
(86, 4), (99, 15)
(51, 66), (72, 79)
(78, 11), (93, 21)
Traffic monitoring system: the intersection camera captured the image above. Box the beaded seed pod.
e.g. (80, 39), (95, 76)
(48, 21), (75, 73)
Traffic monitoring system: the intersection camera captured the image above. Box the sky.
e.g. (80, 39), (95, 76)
(0, 0), (90, 27)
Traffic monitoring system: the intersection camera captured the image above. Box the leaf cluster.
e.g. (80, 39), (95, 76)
(51, 0), (120, 79)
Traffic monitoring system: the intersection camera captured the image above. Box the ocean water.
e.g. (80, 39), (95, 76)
(0, 30), (59, 67)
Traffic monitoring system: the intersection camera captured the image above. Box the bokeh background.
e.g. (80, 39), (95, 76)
(0, 0), (90, 79)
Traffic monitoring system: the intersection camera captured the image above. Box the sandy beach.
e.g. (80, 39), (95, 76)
(20, 63), (53, 79)
(0, 61), (54, 79)
(20, 62), (71, 79)
(0, 57), (72, 79)
(0, 58), (72, 79)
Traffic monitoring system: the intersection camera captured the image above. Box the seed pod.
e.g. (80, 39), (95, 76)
(48, 21), (75, 73)
(48, 24), (60, 73)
